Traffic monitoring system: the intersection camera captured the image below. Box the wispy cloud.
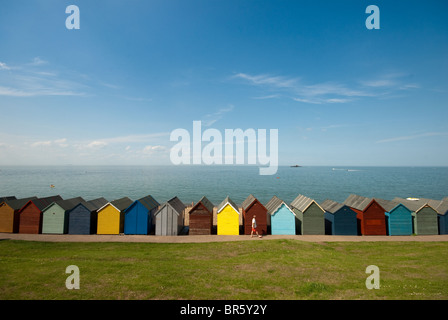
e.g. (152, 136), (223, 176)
(376, 132), (448, 144)
(202, 105), (234, 127)
(233, 72), (371, 104)
(0, 58), (87, 97)
(234, 71), (419, 105)
(0, 62), (10, 70)
(31, 138), (69, 148)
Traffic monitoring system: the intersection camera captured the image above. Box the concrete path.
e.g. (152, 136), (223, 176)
(1, 233), (448, 243)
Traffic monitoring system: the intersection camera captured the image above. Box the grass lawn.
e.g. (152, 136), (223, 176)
(0, 239), (447, 300)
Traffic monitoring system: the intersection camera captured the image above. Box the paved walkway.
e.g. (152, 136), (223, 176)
(1, 233), (448, 243)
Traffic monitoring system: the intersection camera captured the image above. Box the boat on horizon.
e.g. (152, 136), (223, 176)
(290, 165), (301, 167)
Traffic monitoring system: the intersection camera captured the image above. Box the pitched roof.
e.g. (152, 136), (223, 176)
(45, 197), (85, 212)
(135, 195), (159, 212)
(190, 196), (214, 213)
(343, 194), (373, 211)
(374, 198), (401, 212)
(242, 194), (262, 211)
(167, 196), (186, 214)
(320, 199), (346, 214)
(84, 197), (108, 212)
(0, 196), (16, 201)
(436, 200), (448, 215)
(4, 196), (38, 211)
(217, 196), (239, 213)
(24, 195), (63, 211)
(393, 197), (442, 212)
(290, 194), (323, 212)
(110, 197), (133, 211)
(265, 195), (292, 215)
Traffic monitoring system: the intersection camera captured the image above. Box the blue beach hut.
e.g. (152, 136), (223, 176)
(265, 196), (296, 235)
(124, 195), (159, 235)
(377, 199), (413, 236)
(68, 198), (108, 234)
(321, 199), (358, 235)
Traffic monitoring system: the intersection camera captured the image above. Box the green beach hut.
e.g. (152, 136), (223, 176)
(393, 197), (441, 235)
(42, 197), (84, 234)
(290, 194), (325, 235)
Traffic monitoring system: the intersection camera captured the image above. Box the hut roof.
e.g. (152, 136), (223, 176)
(436, 200), (448, 215)
(4, 196), (38, 211)
(320, 199), (346, 214)
(343, 194), (373, 211)
(24, 195), (63, 212)
(0, 196), (16, 202)
(135, 195), (159, 212)
(265, 196), (291, 215)
(191, 196), (214, 213)
(241, 194), (257, 211)
(109, 197), (133, 211)
(217, 196), (239, 213)
(374, 198), (401, 212)
(84, 197), (108, 212)
(290, 194), (323, 212)
(393, 197), (442, 212)
(166, 196), (186, 215)
(44, 197), (84, 212)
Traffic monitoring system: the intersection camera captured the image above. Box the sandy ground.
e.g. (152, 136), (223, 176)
(1, 232), (448, 243)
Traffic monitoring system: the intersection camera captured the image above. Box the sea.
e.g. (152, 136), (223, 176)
(0, 165), (447, 206)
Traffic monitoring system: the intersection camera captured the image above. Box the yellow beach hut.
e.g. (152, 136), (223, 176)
(216, 196), (240, 235)
(97, 197), (133, 235)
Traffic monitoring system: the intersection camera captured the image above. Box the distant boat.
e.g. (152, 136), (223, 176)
(290, 165), (301, 167)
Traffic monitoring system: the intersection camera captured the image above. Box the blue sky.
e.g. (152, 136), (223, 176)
(0, 0), (447, 166)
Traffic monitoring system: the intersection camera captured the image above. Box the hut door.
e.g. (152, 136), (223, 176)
(135, 206), (148, 234)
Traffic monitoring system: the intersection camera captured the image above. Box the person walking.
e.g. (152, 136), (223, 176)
(251, 215), (262, 238)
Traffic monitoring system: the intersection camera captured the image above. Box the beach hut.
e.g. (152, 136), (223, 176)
(18, 195), (63, 234)
(42, 197), (84, 234)
(265, 196), (296, 235)
(320, 199), (358, 235)
(124, 195), (159, 235)
(0, 197), (37, 233)
(290, 194), (325, 235)
(216, 196), (240, 235)
(154, 196), (186, 236)
(241, 194), (268, 235)
(436, 200), (448, 234)
(414, 205), (439, 235)
(343, 194), (387, 235)
(68, 198), (108, 234)
(97, 197), (133, 235)
(375, 199), (413, 236)
(393, 198), (440, 235)
(188, 196), (214, 235)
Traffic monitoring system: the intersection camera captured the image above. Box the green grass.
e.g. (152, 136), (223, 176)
(0, 239), (447, 300)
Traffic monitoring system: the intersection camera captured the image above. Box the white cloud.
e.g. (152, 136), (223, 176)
(30, 138), (69, 148)
(376, 132), (448, 144)
(30, 57), (48, 66)
(0, 58), (87, 97)
(142, 145), (166, 154)
(0, 62), (10, 70)
(234, 71), (419, 105)
(202, 105), (234, 127)
(31, 140), (52, 147)
(87, 141), (108, 148)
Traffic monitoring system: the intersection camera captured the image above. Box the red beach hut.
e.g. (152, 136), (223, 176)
(343, 194), (387, 235)
(18, 195), (63, 234)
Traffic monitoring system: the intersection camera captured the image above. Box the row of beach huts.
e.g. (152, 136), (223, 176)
(0, 193), (447, 236)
